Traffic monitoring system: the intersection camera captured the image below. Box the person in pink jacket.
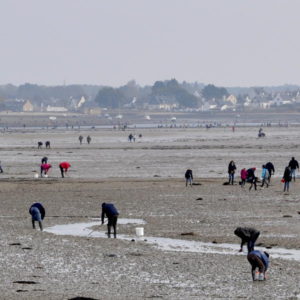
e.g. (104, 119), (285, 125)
(240, 168), (248, 187)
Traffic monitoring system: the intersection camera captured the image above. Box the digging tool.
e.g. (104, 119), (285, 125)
(87, 221), (107, 236)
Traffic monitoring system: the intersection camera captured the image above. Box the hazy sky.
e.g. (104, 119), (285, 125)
(1, 0), (300, 87)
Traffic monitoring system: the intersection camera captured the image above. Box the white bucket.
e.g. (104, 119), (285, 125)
(135, 227), (144, 237)
(34, 173), (39, 179)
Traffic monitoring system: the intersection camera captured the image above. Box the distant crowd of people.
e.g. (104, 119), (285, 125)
(222, 157), (298, 192)
(184, 156), (298, 193)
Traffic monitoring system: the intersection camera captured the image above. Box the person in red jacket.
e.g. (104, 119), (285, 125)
(59, 162), (71, 178)
(240, 168), (247, 187)
(40, 163), (52, 177)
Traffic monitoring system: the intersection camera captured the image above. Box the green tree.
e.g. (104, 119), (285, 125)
(202, 84), (229, 100)
(151, 79), (198, 108)
(94, 87), (125, 108)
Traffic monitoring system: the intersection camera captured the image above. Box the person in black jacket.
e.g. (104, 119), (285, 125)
(288, 157), (299, 181)
(101, 203), (119, 238)
(0, 160), (3, 173)
(283, 166), (292, 192)
(185, 169), (193, 187)
(41, 156), (48, 164)
(234, 227), (260, 253)
(228, 161), (237, 185)
(265, 162), (275, 183)
(247, 168), (257, 191)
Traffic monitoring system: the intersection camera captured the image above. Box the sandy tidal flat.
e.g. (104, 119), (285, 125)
(0, 126), (299, 299)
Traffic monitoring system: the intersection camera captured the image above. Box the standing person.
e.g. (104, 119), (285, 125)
(59, 162), (71, 178)
(29, 203), (45, 231)
(247, 250), (269, 281)
(240, 168), (247, 187)
(288, 157), (299, 181)
(247, 168), (257, 191)
(40, 163), (52, 177)
(260, 165), (269, 188)
(79, 135), (83, 145)
(101, 203), (119, 238)
(41, 157), (48, 164)
(265, 162), (275, 183)
(87, 135), (91, 144)
(0, 160), (3, 173)
(45, 141), (51, 149)
(283, 166), (292, 192)
(185, 169), (193, 187)
(234, 227), (260, 253)
(228, 161), (237, 185)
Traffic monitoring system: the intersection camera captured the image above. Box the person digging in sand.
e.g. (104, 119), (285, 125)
(29, 203), (45, 231)
(247, 250), (269, 281)
(234, 226), (260, 253)
(101, 202), (119, 238)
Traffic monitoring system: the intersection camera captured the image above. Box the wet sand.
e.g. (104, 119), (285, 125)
(0, 126), (300, 299)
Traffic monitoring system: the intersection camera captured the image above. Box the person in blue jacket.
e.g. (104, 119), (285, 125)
(260, 165), (269, 188)
(247, 250), (269, 281)
(101, 203), (119, 238)
(29, 203), (45, 231)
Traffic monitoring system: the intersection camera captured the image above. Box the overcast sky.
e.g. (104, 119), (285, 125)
(1, 0), (300, 87)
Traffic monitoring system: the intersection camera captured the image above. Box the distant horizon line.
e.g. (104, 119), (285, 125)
(1, 80), (300, 89)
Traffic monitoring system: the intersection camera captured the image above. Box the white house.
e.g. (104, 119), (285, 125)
(46, 105), (68, 112)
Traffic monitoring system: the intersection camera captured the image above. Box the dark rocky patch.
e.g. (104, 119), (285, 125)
(181, 232), (194, 236)
(129, 252), (143, 256)
(13, 281), (38, 284)
(69, 298), (99, 300)
(105, 254), (117, 258)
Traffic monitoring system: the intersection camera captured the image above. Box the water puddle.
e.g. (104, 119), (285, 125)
(44, 219), (300, 262)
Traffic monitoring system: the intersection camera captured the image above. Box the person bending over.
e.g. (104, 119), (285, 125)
(234, 227), (260, 252)
(247, 250), (269, 281)
(29, 203), (45, 231)
(101, 202), (119, 238)
(59, 161), (71, 178)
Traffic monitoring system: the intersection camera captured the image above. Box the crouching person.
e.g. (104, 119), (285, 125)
(101, 202), (119, 238)
(29, 203), (45, 231)
(234, 226), (260, 253)
(247, 250), (269, 281)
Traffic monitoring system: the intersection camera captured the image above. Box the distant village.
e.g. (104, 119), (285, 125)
(1, 80), (300, 115)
